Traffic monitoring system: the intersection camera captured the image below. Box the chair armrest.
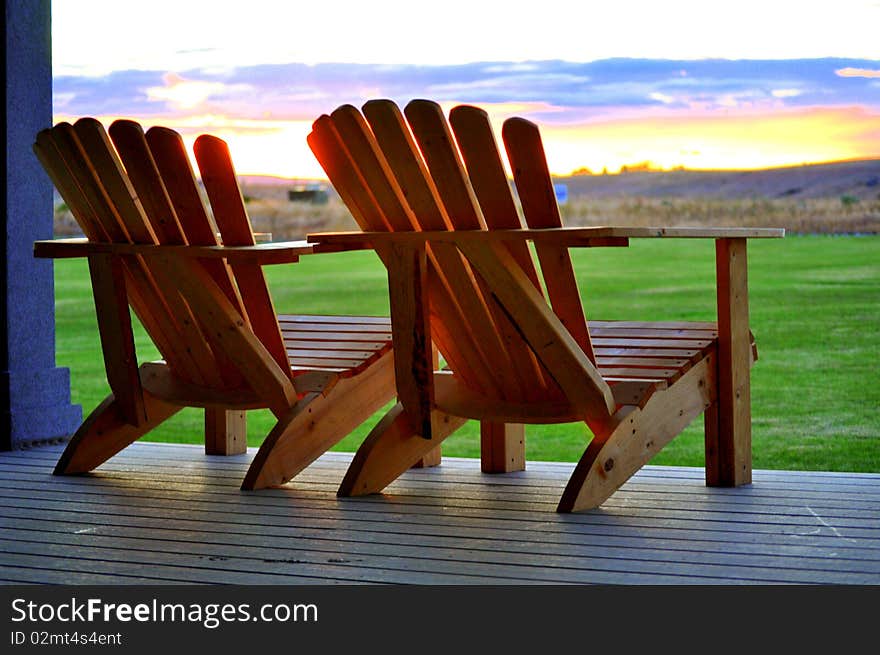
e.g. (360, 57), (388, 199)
(307, 226), (785, 249)
(34, 238), (317, 265)
(308, 228), (629, 249)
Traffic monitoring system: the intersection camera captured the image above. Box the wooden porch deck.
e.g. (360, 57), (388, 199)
(0, 442), (878, 584)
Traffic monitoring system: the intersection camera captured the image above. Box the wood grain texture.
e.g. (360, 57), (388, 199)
(407, 101), (539, 400)
(242, 350), (396, 490)
(448, 104), (549, 400)
(34, 124), (199, 382)
(33, 238), (310, 263)
(193, 134), (291, 380)
(87, 254), (145, 427)
(338, 403), (467, 497)
(448, 105), (542, 288)
(145, 125), (245, 316)
(307, 226), (782, 245)
(480, 422), (526, 473)
(8, 441), (874, 585)
(158, 255), (297, 418)
(387, 242), (434, 438)
(309, 106), (503, 397)
(502, 117), (595, 363)
(108, 119), (231, 388)
(457, 239), (615, 431)
(70, 118), (219, 384)
(52, 390), (182, 475)
(559, 355), (717, 512)
(404, 100), (485, 229)
(709, 238), (753, 486)
(204, 409), (247, 456)
(331, 101), (498, 391)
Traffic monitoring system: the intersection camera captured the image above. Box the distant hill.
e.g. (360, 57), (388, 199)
(235, 161), (880, 202)
(555, 159), (880, 200)
(238, 175), (325, 187)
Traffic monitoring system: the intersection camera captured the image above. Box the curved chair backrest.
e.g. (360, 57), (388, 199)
(34, 119), (292, 391)
(308, 100), (599, 406)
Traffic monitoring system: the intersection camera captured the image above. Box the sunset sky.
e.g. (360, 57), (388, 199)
(51, 0), (880, 178)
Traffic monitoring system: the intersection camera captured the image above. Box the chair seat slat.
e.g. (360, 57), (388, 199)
(278, 314), (391, 326)
(590, 327), (718, 339)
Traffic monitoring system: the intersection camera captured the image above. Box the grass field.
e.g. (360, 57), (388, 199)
(52, 235), (880, 472)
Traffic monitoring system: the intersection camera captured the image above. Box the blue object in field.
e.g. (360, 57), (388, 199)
(554, 183), (568, 205)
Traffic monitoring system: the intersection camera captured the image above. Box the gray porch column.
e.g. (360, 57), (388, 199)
(2, 0), (81, 449)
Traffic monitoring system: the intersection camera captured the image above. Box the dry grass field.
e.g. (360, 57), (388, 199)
(559, 195), (880, 234)
(53, 193), (880, 238)
(52, 159), (880, 237)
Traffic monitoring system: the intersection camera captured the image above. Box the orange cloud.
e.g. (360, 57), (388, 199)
(538, 106), (880, 174)
(835, 67), (880, 79)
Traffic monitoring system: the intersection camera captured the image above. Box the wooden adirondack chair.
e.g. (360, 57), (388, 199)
(32, 118), (403, 490)
(305, 99), (783, 512)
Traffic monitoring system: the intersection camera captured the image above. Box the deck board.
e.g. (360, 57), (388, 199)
(0, 443), (877, 584)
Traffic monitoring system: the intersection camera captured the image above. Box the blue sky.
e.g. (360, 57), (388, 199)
(54, 58), (880, 123)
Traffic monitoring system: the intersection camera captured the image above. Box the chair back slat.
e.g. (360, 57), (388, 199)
(193, 135), (293, 380)
(362, 100), (451, 231)
(403, 101), (548, 401)
(106, 120), (187, 245)
(34, 128), (111, 242)
(337, 104), (525, 398)
(41, 124), (131, 242)
(74, 119), (224, 387)
(145, 126), (246, 317)
(448, 106), (544, 290)
(331, 105), (500, 380)
(108, 120), (245, 389)
(357, 101), (505, 394)
(70, 119), (158, 245)
(307, 116), (393, 232)
(37, 121), (209, 385)
(312, 101), (602, 405)
(308, 110), (501, 397)
(328, 105), (419, 233)
(502, 117), (596, 363)
(403, 101), (484, 230)
(36, 118), (292, 393)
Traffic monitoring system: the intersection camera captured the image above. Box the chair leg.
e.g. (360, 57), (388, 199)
(557, 356), (716, 513)
(338, 403), (467, 497)
(205, 408), (247, 455)
(412, 446), (442, 468)
(711, 238), (753, 486)
(414, 344), (443, 468)
(703, 401), (722, 485)
(481, 422), (525, 473)
(54, 391), (182, 475)
(242, 351), (396, 490)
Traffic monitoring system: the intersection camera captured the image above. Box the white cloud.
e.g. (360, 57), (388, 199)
(649, 92), (676, 104)
(145, 73), (252, 110)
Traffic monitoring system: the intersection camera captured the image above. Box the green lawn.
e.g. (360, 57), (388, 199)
(52, 235), (880, 472)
